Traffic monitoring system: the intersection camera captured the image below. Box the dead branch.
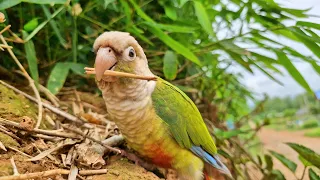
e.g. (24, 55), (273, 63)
(0, 125), (22, 142)
(0, 31), (43, 129)
(0, 117), (80, 139)
(84, 67), (157, 81)
(61, 124), (121, 154)
(10, 158), (19, 175)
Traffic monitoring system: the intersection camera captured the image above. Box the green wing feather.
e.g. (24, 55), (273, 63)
(151, 78), (217, 155)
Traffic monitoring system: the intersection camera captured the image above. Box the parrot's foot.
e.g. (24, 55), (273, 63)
(120, 150), (156, 171)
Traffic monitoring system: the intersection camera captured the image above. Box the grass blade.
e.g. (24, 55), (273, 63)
(24, 5), (65, 42)
(22, 30), (39, 86)
(41, 5), (67, 48)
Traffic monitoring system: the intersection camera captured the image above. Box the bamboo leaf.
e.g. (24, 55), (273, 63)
(309, 168), (320, 180)
(147, 23), (197, 33)
(296, 21), (320, 30)
(47, 62), (70, 95)
(145, 22), (201, 65)
(128, 0), (154, 23)
(163, 51), (178, 80)
(193, 1), (214, 36)
(270, 150), (297, 173)
(287, 142), (320, 167)
(22, 31), (39, 87)
(276, 51), (312, 93)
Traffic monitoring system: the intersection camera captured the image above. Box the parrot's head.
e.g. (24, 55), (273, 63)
(93, 31), (153, 84)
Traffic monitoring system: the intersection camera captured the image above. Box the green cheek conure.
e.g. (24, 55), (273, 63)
(93, 31), (231, 180)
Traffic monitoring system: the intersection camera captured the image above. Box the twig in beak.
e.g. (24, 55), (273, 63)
(84, 67), (157, 81)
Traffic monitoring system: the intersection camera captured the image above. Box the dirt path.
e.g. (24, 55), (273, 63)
(258, 128), (320, 180)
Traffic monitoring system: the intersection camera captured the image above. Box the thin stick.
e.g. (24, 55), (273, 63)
(0, 80), (92, 128)
(84, 67), (157, 81)
(61, 124), (121, 154)
(0, 117), (80, 139)
(0, 44), (12, 49)
(0, 125), (21, 142)
(0, 25), (11, 35)
(0, 34), (43, 129)
(0, 169), (108, 180)
(10, 158), (19, 175)
(7, 146), (32, 158)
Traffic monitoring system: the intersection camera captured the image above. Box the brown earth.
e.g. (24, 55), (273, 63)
(258, 128), (320, 180)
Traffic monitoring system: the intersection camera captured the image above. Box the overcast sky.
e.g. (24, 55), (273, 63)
(238, 0), (320, 98)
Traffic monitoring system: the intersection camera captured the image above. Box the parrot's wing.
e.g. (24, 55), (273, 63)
(151, 78), (217, 155)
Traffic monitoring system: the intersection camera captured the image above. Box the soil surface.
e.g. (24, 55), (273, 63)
(258, 128), (320, 180)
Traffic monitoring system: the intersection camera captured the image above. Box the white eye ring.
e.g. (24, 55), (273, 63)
(124, 46), (136, 61)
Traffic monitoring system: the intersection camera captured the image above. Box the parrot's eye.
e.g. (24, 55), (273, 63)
(124, 46), (136, 61)
(129, 49), (135, 57)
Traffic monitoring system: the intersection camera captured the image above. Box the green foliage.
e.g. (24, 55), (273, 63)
(301, 119), (319, 129)
(304, 127), (320, 137)
(287, 143), (320, 168)
(163, 51), (178, 80)
(309, 168), (320, 180)
(22, 31), (39, 86)
(270, 151), (297, 173)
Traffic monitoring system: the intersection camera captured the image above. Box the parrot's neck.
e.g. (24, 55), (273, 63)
(99, 78), (157, 138)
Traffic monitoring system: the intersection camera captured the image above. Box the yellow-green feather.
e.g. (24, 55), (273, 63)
(151, 78), (217, 155)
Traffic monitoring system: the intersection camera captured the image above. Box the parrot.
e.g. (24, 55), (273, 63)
(93, 31), (231, 180)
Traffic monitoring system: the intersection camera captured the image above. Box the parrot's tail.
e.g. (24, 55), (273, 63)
(204, 163), (225, 180)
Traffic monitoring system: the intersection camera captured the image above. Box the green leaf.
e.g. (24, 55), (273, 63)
(147, 23), (197, 33)
(288, 27), (320, 43)
(299, 156), (312, 167)
(144, 22), (201, 65)
(309, 168), (320, 180)
(41, 5), (67, 48)
(228, 51), (253, 73)
(265, 154), (273, 171)
(250, 60), (283, 85)
(22, 31), (39, 87)
(163, 51), (178, 80)
(120, 0), (131, 25)
(47, 62), (70, 95)
(128, 0), (154, 23)
(193, 1), (214, 36)
(67, 62), (86, 75)
(215, 129), (246, 139)
(289, 28), (320, 59)
(23, 18), (39, 32)
(164, 5), (177, 20)
(24, 5), (65, 42)
(296, 21), (320, 30)
(270, 150), (297, 172)
(287, 142), (320, 167)
(276, 51), (312, 93)
(270, 170), (286, 180)
(0, 0), (21, 10)
(310, 61), (320, 76)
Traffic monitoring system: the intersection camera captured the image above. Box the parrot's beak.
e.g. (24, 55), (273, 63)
(95, 47), (117, 81)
